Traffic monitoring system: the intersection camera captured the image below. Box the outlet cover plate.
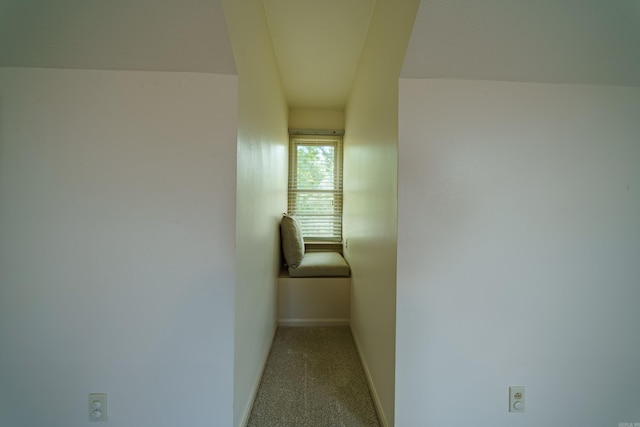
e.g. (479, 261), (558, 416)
(509, 386), (525, 412)
(89, 393), (107, 422)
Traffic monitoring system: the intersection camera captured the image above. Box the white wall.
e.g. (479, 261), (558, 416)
(288, 109), (344, 130)
(396, 79), (640, 426)
(0, 67), (238, 426)
(222, 1), (289, 426)
(342, 1), (419, 425)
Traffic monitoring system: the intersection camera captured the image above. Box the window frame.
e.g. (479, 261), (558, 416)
(287, 134), (343, 243)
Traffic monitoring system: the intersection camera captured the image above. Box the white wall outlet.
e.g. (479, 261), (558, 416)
(509, 386), (525, 413)
(89, 393), (107, 422)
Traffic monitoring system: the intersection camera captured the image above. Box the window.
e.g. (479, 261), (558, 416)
(288, 134), (343, 242)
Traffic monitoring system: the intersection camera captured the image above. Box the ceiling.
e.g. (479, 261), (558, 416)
(402, 0), (640, 87)
(262, 0), (376, 110)
(1, 0), (638, 110)
(0, 0), (236, 74)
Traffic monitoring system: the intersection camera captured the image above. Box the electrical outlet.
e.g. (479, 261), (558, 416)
(509, 386), (525, 412)
(89, 393), (107, 422)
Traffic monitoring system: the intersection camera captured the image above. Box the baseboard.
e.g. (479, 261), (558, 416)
(350, 328), (389, 427)
(239, 324), (277, 427)
(278, 318), (350, 327)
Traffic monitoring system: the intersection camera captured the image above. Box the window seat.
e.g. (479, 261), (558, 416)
(286, 251), (350, 277)
(280, 213), (350, 278)
(278, 267), (351, 326)
(278, 214), (351, 325)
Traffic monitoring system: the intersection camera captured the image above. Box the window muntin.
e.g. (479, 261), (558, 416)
(288, 135), (343, 242)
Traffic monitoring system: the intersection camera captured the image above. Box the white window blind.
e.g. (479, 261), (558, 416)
(288, 135), (343, 242)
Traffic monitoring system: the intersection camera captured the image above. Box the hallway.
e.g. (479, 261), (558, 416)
(248, 327), (379, 427)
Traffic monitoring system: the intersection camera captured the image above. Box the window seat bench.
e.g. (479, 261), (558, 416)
(278, 263), (351, 327)
(278, 214), (351, 326)
(285, 251), (350, 277)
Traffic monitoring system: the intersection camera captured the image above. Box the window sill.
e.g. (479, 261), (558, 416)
(304, 241), (344, 254)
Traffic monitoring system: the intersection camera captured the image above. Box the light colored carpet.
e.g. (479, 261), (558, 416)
(248, 326), (380, 427)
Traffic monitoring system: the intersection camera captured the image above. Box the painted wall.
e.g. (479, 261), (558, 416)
(222, 1), (289, 426)
(396, 79), (640, 426)
(0, 67), (238, 426)
(342, 1), (420, 425)
(288, 109), (344, 130)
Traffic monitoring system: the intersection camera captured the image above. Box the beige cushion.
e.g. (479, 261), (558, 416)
(280, 214), (305, 268)
(288, 252), (350, 277)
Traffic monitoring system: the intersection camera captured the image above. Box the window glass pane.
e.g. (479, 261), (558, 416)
(295, 145), (335, 190)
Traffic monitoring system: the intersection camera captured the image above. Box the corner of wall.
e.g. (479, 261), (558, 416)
(223, 2), (290, 426)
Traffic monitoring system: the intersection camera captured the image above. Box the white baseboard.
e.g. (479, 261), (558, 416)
(278, 318), (350, 327)
(350, 328), (388, 427)
(239, 324), (277, 427)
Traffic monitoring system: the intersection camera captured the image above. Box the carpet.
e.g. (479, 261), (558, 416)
(247, 326), (380, 427)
